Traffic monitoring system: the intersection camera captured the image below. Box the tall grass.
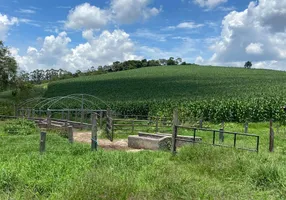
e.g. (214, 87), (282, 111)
(1, 119), (286, 199)
(54, 146), (286, 200)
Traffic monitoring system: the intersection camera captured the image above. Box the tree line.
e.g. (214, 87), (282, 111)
(0, 40), (190, 94)
(18, 57), (188, 84)
(0, 40), (253, 93)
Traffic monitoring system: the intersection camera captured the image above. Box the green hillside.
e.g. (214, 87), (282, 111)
(46, 65), (286, 101)
(45, 65), (286, 122)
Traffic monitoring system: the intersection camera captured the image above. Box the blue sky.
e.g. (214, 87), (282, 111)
(1, 0), (286, 72)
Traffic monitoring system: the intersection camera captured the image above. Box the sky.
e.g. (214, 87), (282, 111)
(0, 0), (286, 72)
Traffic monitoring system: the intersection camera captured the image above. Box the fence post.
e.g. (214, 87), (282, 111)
(199, 119), (203, 128)
(106, 109), (110, 135)
(269, 120), (274, 152)
(172, 109), (179, 155)
(91, 113), (98, 151)
(132, 120), (135, 133)
(68, 126), (74, 144)
(40, 132), (46, 153)
(100, 111), (103, 129)
(219, 128), (224, 143)
(47, 110), (51, 128)
(61, 111), (64, 120)
(110, 117), (114, 142)
(244, 122), (248, 133)
(155, 117), (159, 133)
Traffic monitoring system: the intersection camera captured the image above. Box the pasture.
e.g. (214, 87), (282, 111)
(0, 119), (286, 199)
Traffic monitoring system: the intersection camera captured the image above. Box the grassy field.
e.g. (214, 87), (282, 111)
(44, 65), (286, 122)
(1, 119), (286, 199)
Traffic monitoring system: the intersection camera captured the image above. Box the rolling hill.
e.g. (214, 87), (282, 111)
(44, 65), (286, 122)
(46, 65), (286, 101)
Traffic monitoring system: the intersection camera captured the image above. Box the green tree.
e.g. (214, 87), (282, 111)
(0, 41), (18, 91)
(167, 57), (177, 65)
(244, 61), (252, 69)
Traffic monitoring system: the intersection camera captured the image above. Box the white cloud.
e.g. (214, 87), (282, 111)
(13, 30), (141, 72)
(13, 32), (71, 71)
(0, 13), (18, 41)
(177, 22), (204, 29)
(111, 0), (161, 24)
(16, 9), (36, 14)
(19, 19), (41, 27)
(63, 30), (142, 70)
(194, 0), (227, 9)
(65, 1), (161, 30)
(195, 56), (204, 64)
(65, 3), (110, 30)
(82, 29), (95, 41)
(245, 43), (264, 55)
(209, 0), (286, 70)
(164, 22), (204, 31)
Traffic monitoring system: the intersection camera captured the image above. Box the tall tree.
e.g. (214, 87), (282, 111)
(0, 41), (18, 91)
(167, 57), (177, 65)
(244, 61), (252, 69)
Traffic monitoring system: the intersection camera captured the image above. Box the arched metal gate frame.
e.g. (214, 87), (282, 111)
(16, 94), (112, 139)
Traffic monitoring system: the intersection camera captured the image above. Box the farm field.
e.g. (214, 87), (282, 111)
(45, 65), (286, 122)
(1, 65), (286, 122)
(46, 65), (286, 101)
(1, 119), (286, 199)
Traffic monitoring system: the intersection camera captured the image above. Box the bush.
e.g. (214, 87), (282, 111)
(3, 119), (38, 135)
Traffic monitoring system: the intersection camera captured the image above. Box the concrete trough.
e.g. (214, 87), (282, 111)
(128, 132), (202, 150)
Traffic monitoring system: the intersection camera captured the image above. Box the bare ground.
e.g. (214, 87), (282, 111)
(73, 131), (142, 152)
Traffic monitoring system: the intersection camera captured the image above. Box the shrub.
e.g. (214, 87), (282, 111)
(3, 119), (38, 135)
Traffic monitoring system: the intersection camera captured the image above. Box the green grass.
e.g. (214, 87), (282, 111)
(1, 119), (286, 199)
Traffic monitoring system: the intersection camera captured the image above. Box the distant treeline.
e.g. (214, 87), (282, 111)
(20, 57), (189, 84)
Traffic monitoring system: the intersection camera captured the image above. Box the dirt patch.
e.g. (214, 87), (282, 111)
(74, 131), (142, 152)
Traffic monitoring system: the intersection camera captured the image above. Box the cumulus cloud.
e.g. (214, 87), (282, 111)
(13, 30), (141, 72)
(12, 32), (71, 71)
(111, 0), (161, 24)
(62, 29), (142, 71)
(209, 0), (286, 70)
(0, 13), (18, 41)
(65, 0), (161, 30)
(193, 0), (227, 9)
(65, 3), (110, 30)
(245, 43), (264, 55)
(195, 56), (204, 64)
